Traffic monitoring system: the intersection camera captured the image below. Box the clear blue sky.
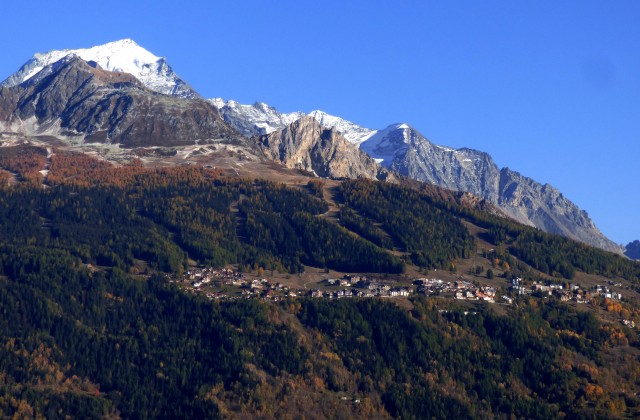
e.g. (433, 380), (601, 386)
(2, 1), (639, 245)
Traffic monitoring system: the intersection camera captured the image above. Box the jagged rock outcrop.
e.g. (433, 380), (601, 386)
(256, 116), (393, 181)
(0, 56), (238, 147)
(361, 123), (622, 253)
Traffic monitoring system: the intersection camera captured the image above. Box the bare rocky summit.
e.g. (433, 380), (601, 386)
(257, 116), (393, 181)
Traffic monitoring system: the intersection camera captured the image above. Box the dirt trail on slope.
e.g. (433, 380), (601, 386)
(39, 147), (54, 188)
(318, 182), (342, 222)
(230, 195), (248, 241)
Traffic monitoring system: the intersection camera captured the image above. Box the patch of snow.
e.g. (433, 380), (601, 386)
(308, 110), (377, 145)
(359, 123), (413, 168)
(209, 99), (378, 143)
(210, 98), (305, 137)
(436, 145), (457, 152)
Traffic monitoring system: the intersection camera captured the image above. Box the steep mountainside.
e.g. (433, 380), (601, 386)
(1, 39), (197, 98)
(360, 123), (622, 253)
(0, 56), (237, 147)
(627, 241), (640, 260)
(257, 116), (393, 181)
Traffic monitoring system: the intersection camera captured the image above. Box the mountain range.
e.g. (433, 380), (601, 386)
(0, 39), (624, 254)
(210, 97), (621, 254)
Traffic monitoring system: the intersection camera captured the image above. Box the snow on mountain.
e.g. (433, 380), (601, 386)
(1, 39), (197, 98)
(210, 99), (305, 137)
(307, 110), (377, 145)
(209, 100), (377, 145)
(359, 122), (622, 253)
(359, 123), (412, 165)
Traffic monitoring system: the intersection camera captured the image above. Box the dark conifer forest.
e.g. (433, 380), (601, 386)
(0, 147), (639, 418)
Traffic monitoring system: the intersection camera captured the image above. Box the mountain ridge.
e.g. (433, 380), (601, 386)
(0, 55), (237, 147)
(211, 97), (621, 253)
(0, 39), (623, 254)
(362, 123), (621, 253)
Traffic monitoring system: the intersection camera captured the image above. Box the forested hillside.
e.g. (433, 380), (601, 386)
(0, 145), (640, 417)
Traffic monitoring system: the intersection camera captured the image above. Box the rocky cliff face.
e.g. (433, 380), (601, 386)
(0, 56), (238, 147)
(361, 123), (622, 253)
(256, 116), (393, 181)
(497, 168), (621, 252)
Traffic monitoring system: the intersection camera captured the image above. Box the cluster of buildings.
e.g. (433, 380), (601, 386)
(181, 268), (295, 300)
(510, 278), (622, 303)
(178, 268), (625, 309)
(310, 277), (412, 299)
(183, 267), (246, 288)
(413, 278), (497, 302)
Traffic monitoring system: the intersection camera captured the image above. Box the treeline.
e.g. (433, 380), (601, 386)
(402, 181), (640, 282)
(461, 211), (640, 281)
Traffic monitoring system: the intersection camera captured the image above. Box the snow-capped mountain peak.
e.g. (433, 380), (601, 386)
(359, 123), (413, 164)
(209, 98), (305, 137)
(307, 110), (377, 145)
(1, 39), (197, 98)
(209, 99), (378, 144)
